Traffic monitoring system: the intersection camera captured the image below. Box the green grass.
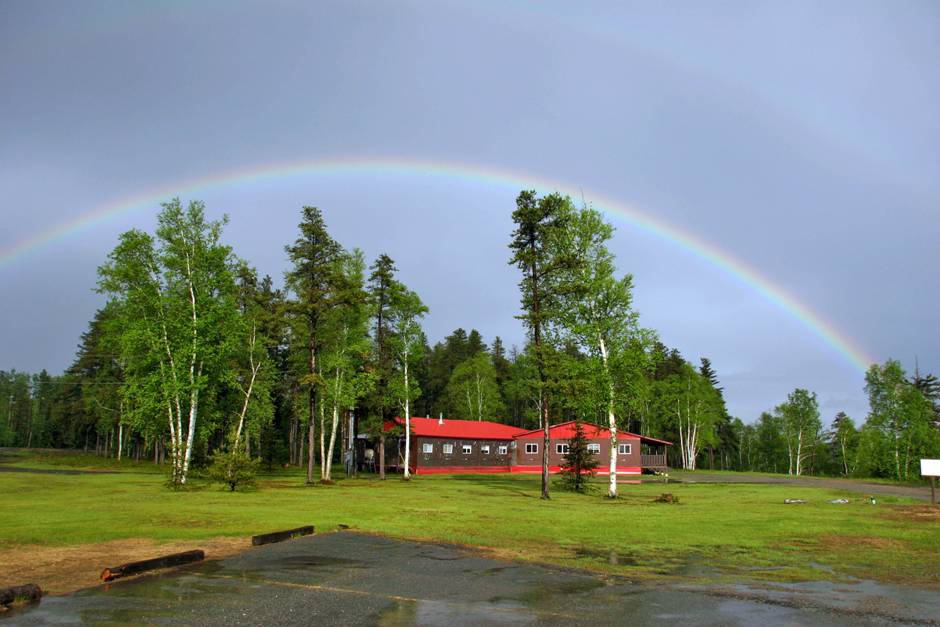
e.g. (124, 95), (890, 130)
(1, 454), (936, 587)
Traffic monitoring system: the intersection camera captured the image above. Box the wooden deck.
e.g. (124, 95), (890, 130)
(641, 453), (668, 469)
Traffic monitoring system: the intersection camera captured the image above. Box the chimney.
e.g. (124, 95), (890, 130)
(438, 412), (444, 425)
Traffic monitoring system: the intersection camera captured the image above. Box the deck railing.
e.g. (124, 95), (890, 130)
(641, 453), (667, 468)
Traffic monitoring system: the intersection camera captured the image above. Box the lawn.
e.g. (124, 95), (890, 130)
(1, 452), (937, 592)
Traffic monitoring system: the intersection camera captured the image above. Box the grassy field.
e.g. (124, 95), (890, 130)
(1, 450), (937, 592)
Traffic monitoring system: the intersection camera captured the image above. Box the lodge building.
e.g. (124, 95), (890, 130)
(383, 417), (671, 476)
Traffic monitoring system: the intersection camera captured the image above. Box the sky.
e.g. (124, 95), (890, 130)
(1, 0), (938, 423)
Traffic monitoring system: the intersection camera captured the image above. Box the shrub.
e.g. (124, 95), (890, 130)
(208, 445), (260, 492)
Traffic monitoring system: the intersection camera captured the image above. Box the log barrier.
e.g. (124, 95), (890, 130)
(251, 525), (314, 546)
(100, 550), (205, 582)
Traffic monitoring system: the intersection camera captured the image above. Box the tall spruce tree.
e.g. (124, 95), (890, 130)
(284, 206), (344, 483)
(509, 190), (572, 499)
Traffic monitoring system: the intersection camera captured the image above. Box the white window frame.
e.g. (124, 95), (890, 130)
(525, 443), (538, 454)
(618, 443), (632, 455)
(462, 444), (472, 454)
(481, 445), (490, 454)
(498, 445), (508, 455)
(556, 443), (569, 455)
(443, 443), (454, 455)
(422, 443), (433, 454)
(587, 443), (600, 454)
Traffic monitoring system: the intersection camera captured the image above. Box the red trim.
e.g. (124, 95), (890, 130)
(510, 465), (641, 475)
(415, 466), (512, 475)
(513, 420), (672, 446)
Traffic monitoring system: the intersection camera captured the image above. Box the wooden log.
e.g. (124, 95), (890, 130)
(251, 525), (314, 546)
(0, 583), (42, 607)
(100, 549), (205, 582)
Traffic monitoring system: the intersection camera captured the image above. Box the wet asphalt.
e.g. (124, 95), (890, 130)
(4, 532), (938, 626)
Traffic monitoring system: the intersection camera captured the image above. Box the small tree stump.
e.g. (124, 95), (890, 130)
(654, 493), (679, 504)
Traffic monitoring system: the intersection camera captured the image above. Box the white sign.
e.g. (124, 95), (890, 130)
(920, 459), (940, 477)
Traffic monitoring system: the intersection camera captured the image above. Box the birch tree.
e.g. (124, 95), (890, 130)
(864, 360), (939, 481)
(554, 206), (648, 498)
(389, 286), (428, 480)
(98, 199), (238, 486)
(230, 266), (276, 452)
(445, 353), (503, 421)
(653, 363), (721, 470)
(775, 388), (821, 476)
(318, 250), (373, 482)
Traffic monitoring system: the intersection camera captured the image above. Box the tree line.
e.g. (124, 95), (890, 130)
(2, 194), (938, 489)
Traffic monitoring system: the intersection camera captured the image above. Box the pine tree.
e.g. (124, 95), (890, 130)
(509, 190), (572, 499)
(284, 206), (344, 483)
(558, 420), (599, 493)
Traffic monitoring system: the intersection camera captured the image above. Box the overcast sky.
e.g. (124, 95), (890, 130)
(1, 1), (938, 423)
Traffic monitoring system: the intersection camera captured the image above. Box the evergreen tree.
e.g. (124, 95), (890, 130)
(558, 420), (599, 493)
(284, 206), (344, 483)
(509, 190), (572, 499)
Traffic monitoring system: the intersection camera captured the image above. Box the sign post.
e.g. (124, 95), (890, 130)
(920, 459), (940, 505)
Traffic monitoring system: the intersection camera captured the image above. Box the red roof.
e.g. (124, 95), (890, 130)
(387, 417), (529, 440)
(515, 420), (672, 446)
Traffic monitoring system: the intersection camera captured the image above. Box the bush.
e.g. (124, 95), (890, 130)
(208, 446), (260, 492)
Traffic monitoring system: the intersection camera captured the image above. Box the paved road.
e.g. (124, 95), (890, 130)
(5, 532), (938, 625)
(678, 473), (934, 501)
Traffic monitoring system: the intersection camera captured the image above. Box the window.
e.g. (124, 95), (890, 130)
(462, 444), (472, 454)
(525, 443), (538, 454)
(587, 443), (600, 454)
(443, 444), (454, 455)
(618, 443), (632, 455)
(498, 445), (508, 455)
(556, 443), (570, 455)
(481, 445), (490, 454)
(422, 443), (433, 454)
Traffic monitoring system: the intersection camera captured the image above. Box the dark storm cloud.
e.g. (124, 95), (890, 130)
(1, 0), (937, 423)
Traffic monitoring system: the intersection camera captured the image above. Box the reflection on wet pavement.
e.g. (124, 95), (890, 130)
(4, 532), (938, 625)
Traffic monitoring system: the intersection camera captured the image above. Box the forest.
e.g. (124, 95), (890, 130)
(2, 193), (938, 486)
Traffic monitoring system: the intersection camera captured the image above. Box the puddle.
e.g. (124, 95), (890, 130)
(277, 555), (362, 570)
(574, 547), (638, 566)
(379, 598), (535, 626)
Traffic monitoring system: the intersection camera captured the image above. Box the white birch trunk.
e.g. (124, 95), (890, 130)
(320, 403), (327, 481)
(324, 368), (342, 482)
(234, 324), (261, 449)
(598, 335), (618, 498)
(403, 354), (411, 480)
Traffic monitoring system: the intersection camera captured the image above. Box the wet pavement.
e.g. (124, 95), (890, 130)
(4, 532), (938, 626)
(679, 473), (933, 502)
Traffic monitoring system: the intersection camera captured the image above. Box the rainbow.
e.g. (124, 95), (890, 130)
(0, 155), (874, 373)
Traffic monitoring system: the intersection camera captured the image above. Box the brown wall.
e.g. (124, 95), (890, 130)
(413, 436), (514, 470)
(513, 435), (641, 468)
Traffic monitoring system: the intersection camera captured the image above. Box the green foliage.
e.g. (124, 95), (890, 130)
(208, 443), (260, 492)
(861, 360), (940, 481)
(558, 421), (599, 493)
(97, 199), (241, 485)
(775, 388), (822, 476)
(445, 353), (504, 421)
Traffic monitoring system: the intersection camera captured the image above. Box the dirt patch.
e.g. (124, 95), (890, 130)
(819, 535), (905, 551)
(882, 505), (940, 523)
(0, 536), (250, 595)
